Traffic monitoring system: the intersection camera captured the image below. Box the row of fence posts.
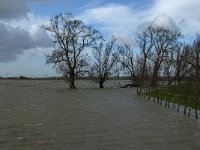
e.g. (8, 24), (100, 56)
(136, 84), (199, 119)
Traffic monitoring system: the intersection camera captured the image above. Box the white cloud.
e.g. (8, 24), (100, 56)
(80, 4), (140, 35)
(113, 33), (136, 46)
(81, 4), (181, 35)
(81, 0), (200, 38)
(137, 14), (179, 32)
(152, 0), (200, 18)
(3, 13), (50, 28)
(152, 14), (178, 31)
(150, 0), (200, 35)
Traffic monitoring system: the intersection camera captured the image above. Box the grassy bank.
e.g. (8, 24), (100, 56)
(147, 82), (200, 110)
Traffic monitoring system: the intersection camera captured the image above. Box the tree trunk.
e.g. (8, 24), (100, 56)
(140, 59), (147, 86)
(69, 73), (76, 89)
(150, 63), (159, 87)
(178, 76), (181, 85)
(69, 80), (76, 89)
(99, 81), (104, 88)
(195, 102), (198, 119)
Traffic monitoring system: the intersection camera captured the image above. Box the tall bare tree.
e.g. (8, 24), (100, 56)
(149, 27), (181, 87)
(191, 33), (200, 119)
(192, 34), (200, 81)
(171, 44), (191, 85)
(42, 13), (101, 89)
(90, 37), (118, 88)
(117, 43), (135, 80)
(136, 26), (154, 86)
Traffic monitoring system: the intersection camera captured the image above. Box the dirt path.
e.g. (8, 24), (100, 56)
(0, 80), (200, 150)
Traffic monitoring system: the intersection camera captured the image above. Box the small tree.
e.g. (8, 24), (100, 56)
(43, 13), (101, 89)
(90, 37), (118, 88)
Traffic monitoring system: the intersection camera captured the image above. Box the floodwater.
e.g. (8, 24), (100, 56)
(0, 79), (200, 150)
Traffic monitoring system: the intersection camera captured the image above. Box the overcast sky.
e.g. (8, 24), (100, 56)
(0, 0), (200, 77)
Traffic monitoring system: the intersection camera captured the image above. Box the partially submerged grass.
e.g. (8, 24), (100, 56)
(147, 81), (200, 110)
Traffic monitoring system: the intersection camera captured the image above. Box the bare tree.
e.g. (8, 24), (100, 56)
(42, 13), (101, 89)
(149, 27), (181, 87)
(90, 37), (118, 88)
(171, 44), (191, 85)
(136, 26), (154, 86)
(190, 33), (200, 119)
(117, 43), (135, 81)
(191, 34), (200, 81)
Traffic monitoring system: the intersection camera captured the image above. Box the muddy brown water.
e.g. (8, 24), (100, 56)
(0, 80), (200, 150)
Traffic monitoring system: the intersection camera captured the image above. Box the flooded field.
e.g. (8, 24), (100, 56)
(0, 79), (200, 150)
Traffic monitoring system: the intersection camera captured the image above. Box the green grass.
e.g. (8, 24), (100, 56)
(147, 82), (200, 110)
